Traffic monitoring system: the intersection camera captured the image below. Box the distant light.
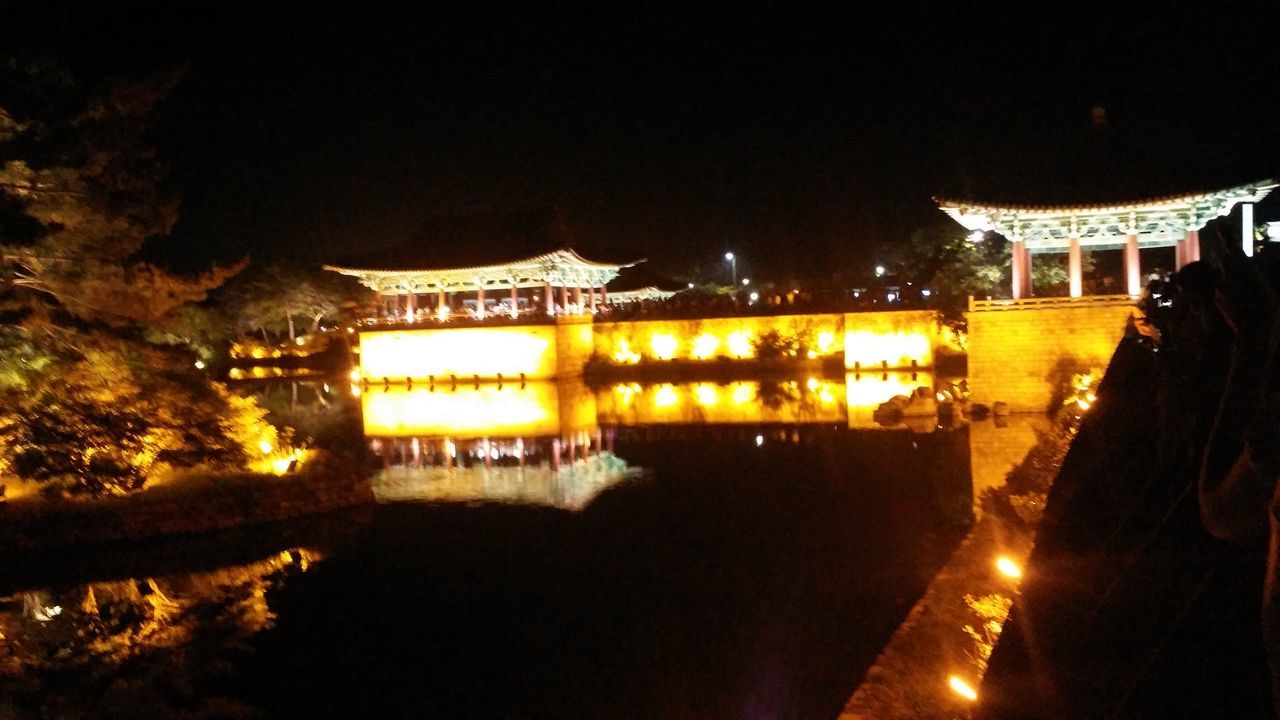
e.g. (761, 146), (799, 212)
(948, 675), (978, 701)
(346, 327), (354, 333)
(193, 360), (206, 370)
(792, 288), (800, 294)
(349, 367), (362, 382)
(258, 440), (274, 456)
(755, 434), (764, 447)
(969, 230), (985, 244)
(996, 556), (1023, 579)
(295, 336), (306, 345)
(742, 278), (750, 286)
(749, 291), (759, 302)
(852, 290), (861, 298)
(688, 282), (695, 288)
(921, 289), (932, 298)
(875, 265), (886, 277)
(724, 252), (735, 261)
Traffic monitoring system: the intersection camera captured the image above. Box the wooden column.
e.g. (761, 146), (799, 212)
(437, 288), (446, 316)
(1124, 233), (1141, 296)
(476, 285), (486, 319)
(600, 284), (608, 305)
(559, 284), (569, 313)
(1184, 229), (1201, 265)
(1068, 237), (1083, 298)
(573, 286), (583, 313)
(589, 284), (598, 312)
(545, 281), (555, 314)
(1011, 239), (1028, 300)
(405, 288), (416, 321)
(510, 284), (519, 319)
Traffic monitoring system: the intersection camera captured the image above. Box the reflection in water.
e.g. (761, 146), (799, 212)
(0, 548), (317, 712)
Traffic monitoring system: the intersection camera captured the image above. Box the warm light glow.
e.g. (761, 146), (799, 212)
(258, 440), (274, 456)
(742, 278), (751, 286)
(194, 360), (206, 370)
(726, 330), (753, 358)
(650, 333), (679, 361)
(436, 303), (450, 322)
(360, 327), (555, 380)
(691, 333), (721, 359)
(875, 265), (886, 277)
(996, 556), (1023, 579)
(724, 252), (735, 261)
(844, 330), (931, 369)
(732, 383), (755, 405)
(613, 339), (642, 364)
(693, 383), (719, 406)
(271, 454), (297, 474)
(754, 434), (764, 446)
(948, 675), (978, 701)
(653, 384), (680, 408)
(362, 383), (561, 438)
(816, 331), (836, 355)
(805, 377), (820, 392)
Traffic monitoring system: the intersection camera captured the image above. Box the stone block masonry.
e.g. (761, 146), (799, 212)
(967, 296), (1134, 413)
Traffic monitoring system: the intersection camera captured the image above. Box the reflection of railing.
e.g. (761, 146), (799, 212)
(968, 295), (1136, 312)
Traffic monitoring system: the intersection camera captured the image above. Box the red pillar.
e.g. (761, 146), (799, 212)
(559, 284), (569, 313)
(510, 284), (519, 319)
(600, 284), (608, 305)
(1124, 233), (1141, 296)
(1184, 229), (1201, 265)
(1068, 237), (1083, 298)
(406, 288), (416, 321)
(573, 285), (583, 313)
(437, 288), (446, 316)
(1011, 239), (1027, 299)
(476, 285), (486, 319)
(545, 281), (555, 314)
(589, 285), (598, 312)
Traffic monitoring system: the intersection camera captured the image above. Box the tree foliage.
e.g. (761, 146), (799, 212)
(0, 61), (272, 496)
(221, 263), (361, 341)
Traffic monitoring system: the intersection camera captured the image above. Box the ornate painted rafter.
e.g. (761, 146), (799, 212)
(936, 180), (1277, 251)
(325, 249), (639, 294)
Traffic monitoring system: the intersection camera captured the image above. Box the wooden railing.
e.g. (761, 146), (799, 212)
(968, 294), (1138, 312)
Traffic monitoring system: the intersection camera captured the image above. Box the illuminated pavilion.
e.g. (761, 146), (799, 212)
(936, 179), (1277, 299)
(324, 208), (639, 320)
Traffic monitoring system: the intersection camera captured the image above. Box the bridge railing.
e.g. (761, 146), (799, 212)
(969, 294), (1138, 312)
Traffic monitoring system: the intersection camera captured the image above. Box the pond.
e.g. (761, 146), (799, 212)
(1, 374), (1000, 720)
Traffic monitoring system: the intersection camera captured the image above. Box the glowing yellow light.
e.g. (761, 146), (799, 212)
(295, 336), (306, 346)
(844, 330), (931, 369)
(691, 333), (721, 359)
(732, 383), (755, 405)
(362, 384), (560, 438)
(258, 440), (274, 456)
(351, 384), (362, 397)
(650, 333), (679, 361)
(996, 556), (1023, 579)
(228, 368), (244, 380)
(251, 347), (267, 359)
(271, 455), (296, 474)
(653, 384), (680, 408)
(349, 367), (362, 382)
(613, 339), (641, 364)
(360, 327), (555, 380)
(806, 377), (820, 391)
(436, 304), (450, 322)
(726, 331), (753, 358)
(819, 389), (835, 404)
(816, 331), (836, 354)
(948, 675), (978, 701)
(693, 383), (719, 406)
(194, 360), (206, 370)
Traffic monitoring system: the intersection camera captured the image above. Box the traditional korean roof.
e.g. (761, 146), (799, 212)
(935, 179), (1278, 250)
(324, 208), (641, 292)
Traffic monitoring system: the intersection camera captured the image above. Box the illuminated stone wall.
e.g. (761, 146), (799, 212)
(358, 325), (560, 380)
(967, 300), (1132, 412)
(842, 310), (940, 369)
(357, 310), (943, 381)
(592, 313), (846, 364)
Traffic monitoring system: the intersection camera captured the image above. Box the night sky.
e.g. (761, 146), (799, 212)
(3, 2), (1279, 281)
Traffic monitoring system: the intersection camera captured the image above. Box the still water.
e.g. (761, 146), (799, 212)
(1, 374), (986, 720)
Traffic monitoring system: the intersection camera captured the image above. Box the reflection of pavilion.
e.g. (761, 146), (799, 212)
(938, 180), (1276, 298)
(362, 381), (625, 509)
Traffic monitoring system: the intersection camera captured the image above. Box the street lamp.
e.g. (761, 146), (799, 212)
(742, 278), (750, 286)
(725, 252), (737, 285)
(875, 264), (886, 278)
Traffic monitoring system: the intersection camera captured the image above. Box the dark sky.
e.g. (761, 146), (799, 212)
(3, 2), (1279, 281)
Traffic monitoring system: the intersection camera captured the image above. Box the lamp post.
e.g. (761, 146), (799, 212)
(725, 252), (737, 286)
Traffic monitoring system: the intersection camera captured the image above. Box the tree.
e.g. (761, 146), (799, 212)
(882, 225), (1007, 313)
(222, 263), (362, 342)
(0, 61), (271, 496)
